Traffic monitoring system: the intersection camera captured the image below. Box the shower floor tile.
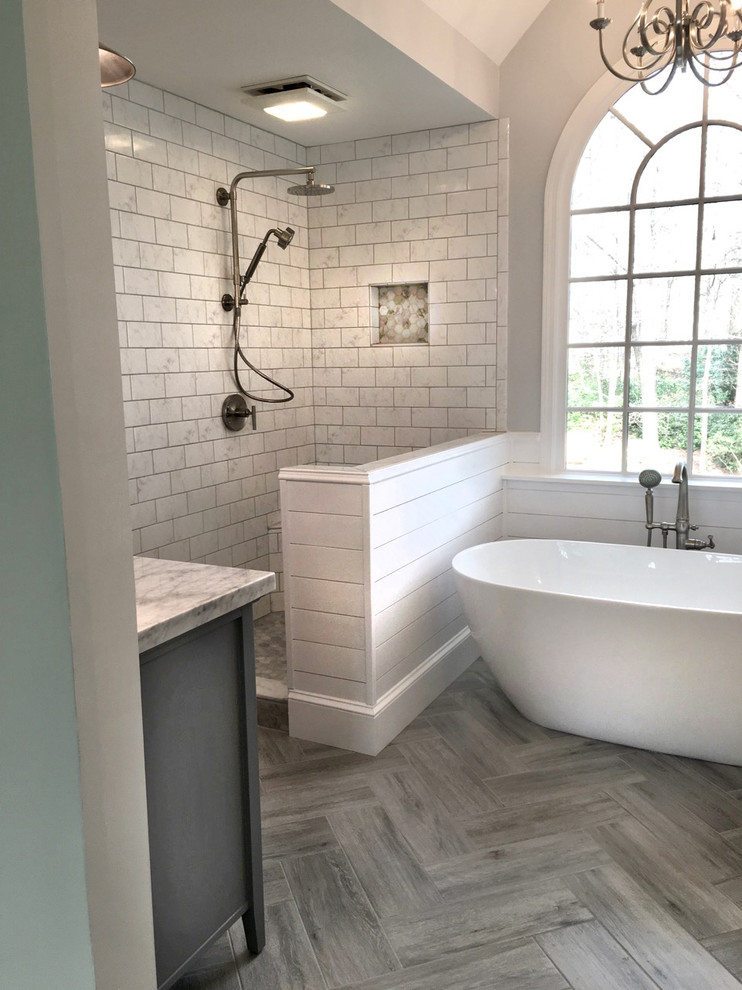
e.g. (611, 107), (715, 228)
(253, 610), (286, 701)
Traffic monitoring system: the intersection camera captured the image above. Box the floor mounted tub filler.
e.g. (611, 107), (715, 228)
(452, 539), (742, 766)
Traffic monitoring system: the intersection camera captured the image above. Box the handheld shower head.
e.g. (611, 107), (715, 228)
(638, 468), (662, 490)
(638, 468), (662, 545)
(241, 226), (295, 291)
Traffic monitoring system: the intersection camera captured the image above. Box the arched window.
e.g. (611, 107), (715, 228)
(564, 72), (742, 477)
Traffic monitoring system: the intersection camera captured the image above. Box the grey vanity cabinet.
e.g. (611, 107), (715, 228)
(139, 605), (264, 990)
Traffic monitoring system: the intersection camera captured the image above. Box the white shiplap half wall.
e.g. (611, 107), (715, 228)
(280, 432), (509, 754)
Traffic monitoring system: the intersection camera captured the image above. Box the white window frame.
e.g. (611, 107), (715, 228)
(541, 72), (632, 473)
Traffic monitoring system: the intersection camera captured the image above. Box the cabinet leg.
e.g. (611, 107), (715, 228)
(242, 905), (265, 955)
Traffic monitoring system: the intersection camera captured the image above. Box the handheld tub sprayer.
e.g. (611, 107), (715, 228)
(638, 468), (663, 547)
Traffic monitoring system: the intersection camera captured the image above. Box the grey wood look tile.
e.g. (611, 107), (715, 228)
(263, 860), (293, 906)
(675, 757), (742, 792)
(460, 687), (553, 745)
(368, 770), (475, 866)
(536, 920), (661, 990)
(397, 736), (502, 818)
(328, 804), (441, 917)
(294, 738), (352, 761)
(341, 938), (569, 990)
(260, 746), (408, 784)
(171, 664), (742, 990)
(621, 750), (742, 833)
(283, 848), (400, 987)
(260, 781), (378, 827)
(591, 817), (742, 938)
(463, 792), (628, 849)
(718, 877), (742, 908)
(485, 757), (644, 807)
(417, 689), (468, 717)
(508, 734), (631, 770)
(427, 709), (516, 778)
(428, 831), (612, 901)
(258, 725), (306, 767)
(256, 697), (290, 732)
(262, 815), (338, 861)
(388, 714), (439, 745)
(171, 932), (240, 990)
(381, 878), (593, 967)
(447, 657), (497, 692)
(233, 901), (327, 990)
(701, 930), (742, 981)
(567, 866), (742, 990)
(260, 749), (406, 826)
(609, 781), (742, 884)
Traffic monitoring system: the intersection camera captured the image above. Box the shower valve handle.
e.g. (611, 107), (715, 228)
(221, 394), (257, 432)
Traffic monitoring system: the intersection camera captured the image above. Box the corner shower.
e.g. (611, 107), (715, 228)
(216, 166), (334, 431)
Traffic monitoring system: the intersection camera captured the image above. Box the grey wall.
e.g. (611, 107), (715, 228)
(0, 3), (95, 987)
(500, 0), (641, 431)
(15, 0), (157, 986)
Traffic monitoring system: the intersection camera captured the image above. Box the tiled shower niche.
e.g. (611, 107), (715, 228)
(371, 282), (429, 345)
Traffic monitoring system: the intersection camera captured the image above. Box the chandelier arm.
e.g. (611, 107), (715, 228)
(594, 27), (666, 81)
(687, 1), (729, 53)
(622, 37), (674, 71)
(640, 54), (680, 92)
(638, 3), (675, 55)
(591, 0), (742, 91)
(622, 11), (675, 71)
(689, 49), (739, 83)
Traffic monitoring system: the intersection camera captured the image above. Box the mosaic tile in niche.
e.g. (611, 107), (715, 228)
(373, 282), (429, 344)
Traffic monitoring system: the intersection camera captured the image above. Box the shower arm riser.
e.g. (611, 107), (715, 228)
(216, 167), (315, 312)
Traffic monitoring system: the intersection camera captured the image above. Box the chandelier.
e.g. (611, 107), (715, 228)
(590, 0), (742, 93)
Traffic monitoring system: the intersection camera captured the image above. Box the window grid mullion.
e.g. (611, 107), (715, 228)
(567, 106), (742, 476)
(688, 111), (709, 471)
(570, 264), (742, 284)
(571, 188), (742, 217)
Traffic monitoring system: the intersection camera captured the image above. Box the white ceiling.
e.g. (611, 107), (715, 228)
(418, 0), (552, 66)
(96, 0), (544, 146)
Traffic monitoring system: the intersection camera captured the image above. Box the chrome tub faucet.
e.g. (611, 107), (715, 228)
(638, 461), (715, 550)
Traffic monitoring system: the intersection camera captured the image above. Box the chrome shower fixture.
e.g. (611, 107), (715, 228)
(216, 166), (334, 429)
(216, 166), (333, 313)
(287, 173), (335, 196)
(239, 225), (295, 298)
(638, 468), (662, 546)
(637, 465), (715, 549)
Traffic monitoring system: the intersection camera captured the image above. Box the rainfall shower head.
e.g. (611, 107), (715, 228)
(288, 173), (335, 196)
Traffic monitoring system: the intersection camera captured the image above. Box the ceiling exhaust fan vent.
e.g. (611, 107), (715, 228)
(242, 75), (347, 105)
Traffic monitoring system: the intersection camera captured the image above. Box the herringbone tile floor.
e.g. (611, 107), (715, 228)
(173, 660), (742, 989)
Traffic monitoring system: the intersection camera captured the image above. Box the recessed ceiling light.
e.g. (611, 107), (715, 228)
(264, 101), (328, 122)
(242, 75), (347, 123)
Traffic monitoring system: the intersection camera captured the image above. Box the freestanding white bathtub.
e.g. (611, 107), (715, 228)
(452, 539), (742, 766)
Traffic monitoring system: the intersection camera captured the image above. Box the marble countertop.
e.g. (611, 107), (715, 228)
(134, 556), (275, 653)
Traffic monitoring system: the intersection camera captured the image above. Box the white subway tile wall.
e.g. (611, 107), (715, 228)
(104, 78), (505, 592)
(307, 119), (502, 465)
(104, 79), (315, 605)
